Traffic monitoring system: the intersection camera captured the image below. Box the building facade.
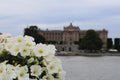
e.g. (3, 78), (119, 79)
(38, 23), (108, 52)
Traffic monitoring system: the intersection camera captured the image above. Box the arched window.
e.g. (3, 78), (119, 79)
(62, 47), (64, 51)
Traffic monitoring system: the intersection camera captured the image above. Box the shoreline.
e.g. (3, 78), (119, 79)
(56, 52), (120, 56)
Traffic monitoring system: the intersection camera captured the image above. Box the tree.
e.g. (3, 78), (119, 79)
(79, 29), (103, 52)
(24, 26), (45, 44)
(107, 38), (113, 49)
(114, 38), (120, 51)
(78, 38), (82, 49)
(74, 41), (79, 45)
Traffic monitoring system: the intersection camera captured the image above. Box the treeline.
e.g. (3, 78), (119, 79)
(24, 26), (45, 44)
(107, 38), (120, 51)
(78, 30), (103, 53)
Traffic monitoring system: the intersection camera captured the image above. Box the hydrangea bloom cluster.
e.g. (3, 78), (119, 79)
(0, 35), (65, 80)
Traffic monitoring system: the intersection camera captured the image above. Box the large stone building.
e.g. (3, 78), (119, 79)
(38, 23), (108, 52)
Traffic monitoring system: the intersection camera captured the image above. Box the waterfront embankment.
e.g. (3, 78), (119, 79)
(56, 52), (120, 56)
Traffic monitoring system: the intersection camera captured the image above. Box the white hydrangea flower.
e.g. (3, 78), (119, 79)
(20, 47), (31, 57)
(0, 34), (10, 43)
(4, 43), (13, 51)
(0, 74), (12, 80)
(9, 44), (21, 56)
(43, 74), (54, 80)
(24, 35), (34, 42)
(0, 43), (4, 54)
(17, 66), (29, 80)
(30, 65), (42, 77)
(0, 35), (5, 43)
(47, 45), (56, 55)
(44, 56), (61, 67)
(0, 62), (7, 77)
(24, 41), (35, 49)
(23, 65), (28, 73)
(53, 57), (62, 65)
(33, 43), (48, 57)
(43, 55), (55, 66)
(24, 36), (35, 49)
(47, 62), (59, 74)
(44, 54), (55, 62)
(57, 71), (66, 80)
(6, 37), (14, 43)
(6, 64), (17, 79)
(27, 57), (34, 64)
(14, 36), (25, 44)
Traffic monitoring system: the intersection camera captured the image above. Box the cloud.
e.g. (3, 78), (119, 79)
(0, 0), (119, 38)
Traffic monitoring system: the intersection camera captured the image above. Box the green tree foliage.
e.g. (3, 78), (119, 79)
(79, 29), (103, 52)
(114, 38), (120, 51)
(74, 41), (79, 45)
(107, 38), (113, 49)
(24, 26), (45, 44)
(78, 38), (82, 49)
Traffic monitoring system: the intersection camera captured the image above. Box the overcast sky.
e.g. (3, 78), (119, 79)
(0, 0), (120, 38)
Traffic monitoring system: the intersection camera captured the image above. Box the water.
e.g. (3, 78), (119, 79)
(58, 56), (120, 80)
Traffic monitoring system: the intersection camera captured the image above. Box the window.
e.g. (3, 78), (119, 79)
(69, 47), (71, 51)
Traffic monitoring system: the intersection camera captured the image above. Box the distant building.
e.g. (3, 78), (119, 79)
(38, 23), (108, 52)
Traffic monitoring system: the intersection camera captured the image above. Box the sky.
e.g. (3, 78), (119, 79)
(0, 0), (120, 38)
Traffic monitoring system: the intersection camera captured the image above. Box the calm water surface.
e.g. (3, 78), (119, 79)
(58, 56), (120, 80)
